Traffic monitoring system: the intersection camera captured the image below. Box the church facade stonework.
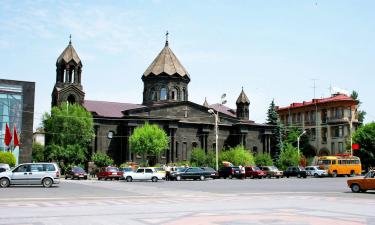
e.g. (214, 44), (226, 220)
(52, 38), (273, 165)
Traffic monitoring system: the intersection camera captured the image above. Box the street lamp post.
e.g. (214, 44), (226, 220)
(208, 109), (219, 171)
(297, 130), (307, 157)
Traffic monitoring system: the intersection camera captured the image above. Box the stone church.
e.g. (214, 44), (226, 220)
(51, 37), (273, 165)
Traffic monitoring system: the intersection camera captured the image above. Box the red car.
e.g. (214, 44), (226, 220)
(245, 166), (266, 179)
(97, 166), (122, 180)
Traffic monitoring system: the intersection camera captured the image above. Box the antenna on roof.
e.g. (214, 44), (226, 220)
(311, 78), (318, 99)
(165, 30), (169, 46)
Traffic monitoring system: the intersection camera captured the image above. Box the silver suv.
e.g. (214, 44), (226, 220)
(0, 163), (60, 188)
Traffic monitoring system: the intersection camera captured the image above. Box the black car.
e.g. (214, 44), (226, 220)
(65, 166), (88, 180)
(283, 166), (307, 178)
(201, 167), (219, 179)
(218, 166), (242, 179)
(170, 167), (207, 181)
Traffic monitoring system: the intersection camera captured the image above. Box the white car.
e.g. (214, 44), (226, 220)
(123, 167), (165, 182)
(305, 166), (328, 177)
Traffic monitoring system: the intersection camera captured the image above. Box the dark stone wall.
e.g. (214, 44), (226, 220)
(0, 79), (35, 163)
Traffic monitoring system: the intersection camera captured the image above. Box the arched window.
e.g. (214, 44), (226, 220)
(171, 87), (178, 100)
(67, 94), (76, 104)
(160, 87), (167, 100)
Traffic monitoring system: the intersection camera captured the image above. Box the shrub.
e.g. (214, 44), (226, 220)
(91, 152), (114, 167)
(254, 153), (273, 166)
(277, 143), (300, 170)
(206, 151), (216, 169)
(219, 145), (255, 166)
(190, 148), (207, 167)
(0, 151), (16, 167)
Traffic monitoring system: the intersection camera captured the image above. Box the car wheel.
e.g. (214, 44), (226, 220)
(351, 184), (361, 193)
(286, 176), (289, 178)
(65, 176), (67, 180)
(0, 178), (10, 188)
(229, 175), (233, 179)
(126, 176), (133, 182)
(42, 178), (53, 188)
(84, 177), (88, 180)
(151, 177), (158, 182)
(258, 176), (262, 179)
(176, 175), (182, 181)
(200, 175), (205, 181)
(297, 174), (301, 178)
(314, 173), (319, 178)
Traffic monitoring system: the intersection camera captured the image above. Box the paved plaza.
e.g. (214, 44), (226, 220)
(0, 177), (374, 225)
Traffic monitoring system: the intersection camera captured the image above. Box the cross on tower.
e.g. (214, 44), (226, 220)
(69, 34), (72, 44)
(165, 31), (169, 46)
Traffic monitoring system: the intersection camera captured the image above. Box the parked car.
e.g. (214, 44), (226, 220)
(259, 166), (283, 178)
(305, 166), (328, 177)
(218, 166), (242, 179)
(65, 166), (88, 180)
(123, 167), (165, 182)
(119, 167), (134, 180)
(97, 166), (122, 180)
(245, 166), (266, 179)
(201, 167), (219, 179)
(283, 166), (307, 178)
(169, 167), (207, 181)
(0, 163), (60, 188)
(0, 163), (10, 173)
(347, 170), (375, 193)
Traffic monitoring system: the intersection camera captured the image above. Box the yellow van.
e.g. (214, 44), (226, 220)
(317, 155), (361, 177)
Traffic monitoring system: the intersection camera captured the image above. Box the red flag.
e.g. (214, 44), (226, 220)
(352, 143), (360, 150)
(13, 124), (19, 147)
(4, 123), (12, 146)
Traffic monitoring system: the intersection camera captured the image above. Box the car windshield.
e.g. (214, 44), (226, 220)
(365, 171), (375, 178)
(73, 167), (85, 172)
(270, 166), (278, 171)
(254, 167), (261, 171)
(107, 167), (119, 172)
(176, 167), (186, 172)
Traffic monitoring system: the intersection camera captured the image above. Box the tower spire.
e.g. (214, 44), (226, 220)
(69, 34), (72, 45)
(165, 30), (169, 46)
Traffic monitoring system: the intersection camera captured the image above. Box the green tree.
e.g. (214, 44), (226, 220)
(0, 151), (16, 167)
(351, 90), (366, 124)
(219, 145), (255, 166)
(352, 122), (375, 170)
(42, 103), (94, 169)
(91, 152), (114, 167)
(206, 151), (216, 169)
(277, 143), (300, 170)
(129, 123), (168, 165)
(32, 142), (45, 162)
(254, 153), (273, 166)
(284, 126), (315, 157)
(266, 100), (283, 159)
(190, 148), (207, 167)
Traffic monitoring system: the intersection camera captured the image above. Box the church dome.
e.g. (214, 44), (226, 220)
(143, 41), (189, 79)
(56, 39), (82, 66)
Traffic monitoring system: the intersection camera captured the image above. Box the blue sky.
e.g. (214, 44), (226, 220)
(1, 0), (374, 129)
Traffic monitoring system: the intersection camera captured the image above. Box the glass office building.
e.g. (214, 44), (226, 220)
(0, 79), (34, 163)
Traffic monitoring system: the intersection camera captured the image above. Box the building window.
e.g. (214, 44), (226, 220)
(170, 88), (178, 100)
(176, 142), (179, 159)
(339, 126), (343, 137)
(182, 142), (187, 161)
(322, 127), (327, 143)
(331, 142), (335, 155)
(192, 142), (198, 149)
(338, 142), (344, 153)
(160, 88), (167, 100)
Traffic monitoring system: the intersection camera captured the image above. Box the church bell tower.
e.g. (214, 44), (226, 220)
(52, 35), (85, 107)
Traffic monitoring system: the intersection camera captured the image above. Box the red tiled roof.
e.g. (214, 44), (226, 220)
(83, 100), (145, 118)
(277, 94), (356, 111)
(209, 103), (237, 117)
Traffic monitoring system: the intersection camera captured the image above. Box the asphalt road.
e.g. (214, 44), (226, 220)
(0, 177), (374, 225)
